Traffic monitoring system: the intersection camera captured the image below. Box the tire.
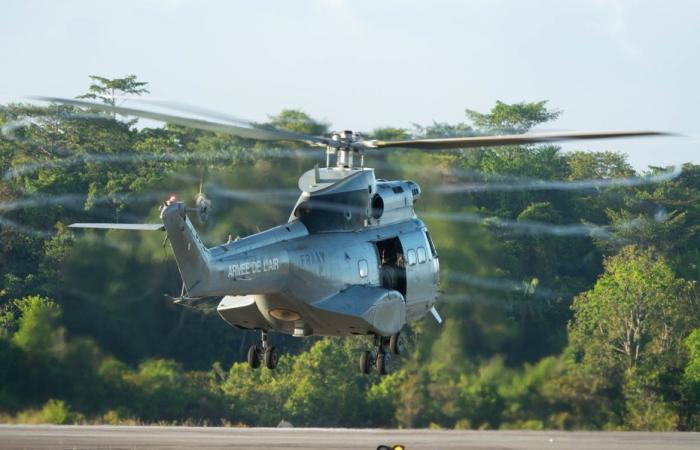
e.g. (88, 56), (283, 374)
(375, 351), (391, 375)
(247, 345), (261, 369)
(359, 350), (371, 374)
(264, 346), (279, 370)
(389, 332), (404, 355)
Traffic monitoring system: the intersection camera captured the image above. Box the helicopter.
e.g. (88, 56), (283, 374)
(38, 96), (666, 375)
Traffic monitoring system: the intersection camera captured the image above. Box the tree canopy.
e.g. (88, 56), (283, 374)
(76, 75), (150, 106)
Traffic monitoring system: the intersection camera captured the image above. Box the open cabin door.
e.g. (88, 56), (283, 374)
(374, 237), (407, 298)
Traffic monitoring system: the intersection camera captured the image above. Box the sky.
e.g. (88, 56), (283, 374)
(1, 0), (698, 170)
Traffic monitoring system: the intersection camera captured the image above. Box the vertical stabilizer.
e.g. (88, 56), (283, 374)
(160, 201), (210, 297)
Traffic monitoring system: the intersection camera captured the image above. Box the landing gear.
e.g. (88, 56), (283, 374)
(359, 332), (405, 376)
(247, 330), (279, 370)
(389, 332), (404, 355)
(359, 350), (371, 374)
(264, 346), (279, 370)
(375, 351), (391, 375)
(247, 345), (261, 369)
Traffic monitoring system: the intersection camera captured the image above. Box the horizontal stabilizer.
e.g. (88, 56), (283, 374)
(69, 223), (165, 231)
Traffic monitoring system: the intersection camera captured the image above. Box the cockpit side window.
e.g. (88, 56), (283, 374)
(424, 230), (438, 258)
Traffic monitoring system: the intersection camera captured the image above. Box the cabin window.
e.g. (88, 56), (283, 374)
(407, 249), (417, 266)
(358, 259), (369, 278)
(417, 246), (427, 263)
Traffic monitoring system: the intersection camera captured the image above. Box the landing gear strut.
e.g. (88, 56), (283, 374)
(247, 330), (279, 370)
(359, 332), (404, 376)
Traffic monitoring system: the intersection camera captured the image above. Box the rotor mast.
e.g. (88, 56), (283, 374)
(327, 130), (365, 169)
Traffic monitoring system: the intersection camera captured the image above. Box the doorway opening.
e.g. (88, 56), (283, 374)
(375, 237), (407, 297)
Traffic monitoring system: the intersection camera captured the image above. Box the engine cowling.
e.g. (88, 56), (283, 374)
(371, 180), (421, 224)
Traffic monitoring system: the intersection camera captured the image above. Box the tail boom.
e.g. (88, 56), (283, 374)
(160, 202), (211, 297)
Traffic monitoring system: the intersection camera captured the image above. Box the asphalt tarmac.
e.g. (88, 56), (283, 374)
(1, 425), (699, 450)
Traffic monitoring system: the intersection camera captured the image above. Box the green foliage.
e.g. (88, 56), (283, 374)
(465, 100), (561, 134)
(567, 151), (634, 180)
(685, 329), (700, 384)
(567, 247), (699, 429)
(266, 109), (328, 136)
(11, 296), (64, 358)
(283, 339), (371, 426)
(371, 127), (411, 140)
(76, 75), (149, 106)
(220, 338), (379, 427)
(569, 246), (697, 375)
(412, 121), (474, 138)
(681, 329), (700, 428)
(39, 399), (84, 425)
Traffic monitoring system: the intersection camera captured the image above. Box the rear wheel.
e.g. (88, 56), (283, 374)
(376, 351), (391, 375)
(359, 350), (371, 374)
(264, 346), (279, 370)
(247, 345), (261, 369)
(389, 332), (404, 355)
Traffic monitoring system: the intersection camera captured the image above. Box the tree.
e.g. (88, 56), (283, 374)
(11, 296), (64, 359)
(570, 246), (696, 375)
(76, 75), (149, 106)
(568, 246), (699, 429)
(465, 100), (561, 134)
(283, 338), (371, 427)
(412, 121), (473, 138)
(265, 109), (328, 136)
(566, 151), (634, 180)
(679, 329), (700, 429)
(370, 127), (410, 140)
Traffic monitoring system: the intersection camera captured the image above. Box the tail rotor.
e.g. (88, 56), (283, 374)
(195, 177), (211, 224)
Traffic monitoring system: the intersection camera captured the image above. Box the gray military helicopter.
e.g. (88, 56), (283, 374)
(39, 96), (664, 375)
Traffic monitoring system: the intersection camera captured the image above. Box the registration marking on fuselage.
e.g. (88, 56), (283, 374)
(299, 251), (326, 266)
(227, 257), (279, 279)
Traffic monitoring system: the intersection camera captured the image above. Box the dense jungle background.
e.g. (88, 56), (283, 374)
(1, 76), (699, 430)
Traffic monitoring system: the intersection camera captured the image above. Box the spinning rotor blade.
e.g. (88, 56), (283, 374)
(366, 130), (670, 150)
(69, 223), (165, 231)
(32, 97), (670, 154)
(32, 96), (331, 148)
(115, 97), (263, 127)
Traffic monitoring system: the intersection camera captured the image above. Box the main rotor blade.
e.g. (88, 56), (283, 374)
(367, 130), (670, 150)
(32, 96), (331, 147)
(69, 223), (165, 231)
(114, 97), (261, 127)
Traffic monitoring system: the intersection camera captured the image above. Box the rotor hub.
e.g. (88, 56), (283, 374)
(327, 130), (364, 169)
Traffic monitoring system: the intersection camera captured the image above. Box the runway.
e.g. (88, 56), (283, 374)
(1, 425), (699, 450)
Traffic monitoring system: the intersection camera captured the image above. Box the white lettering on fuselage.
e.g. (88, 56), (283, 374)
(227, 257), (279, 279)
(299, 251), (326, 266)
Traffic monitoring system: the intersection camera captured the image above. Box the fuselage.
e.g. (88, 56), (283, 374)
(161, 167), (440, 337)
